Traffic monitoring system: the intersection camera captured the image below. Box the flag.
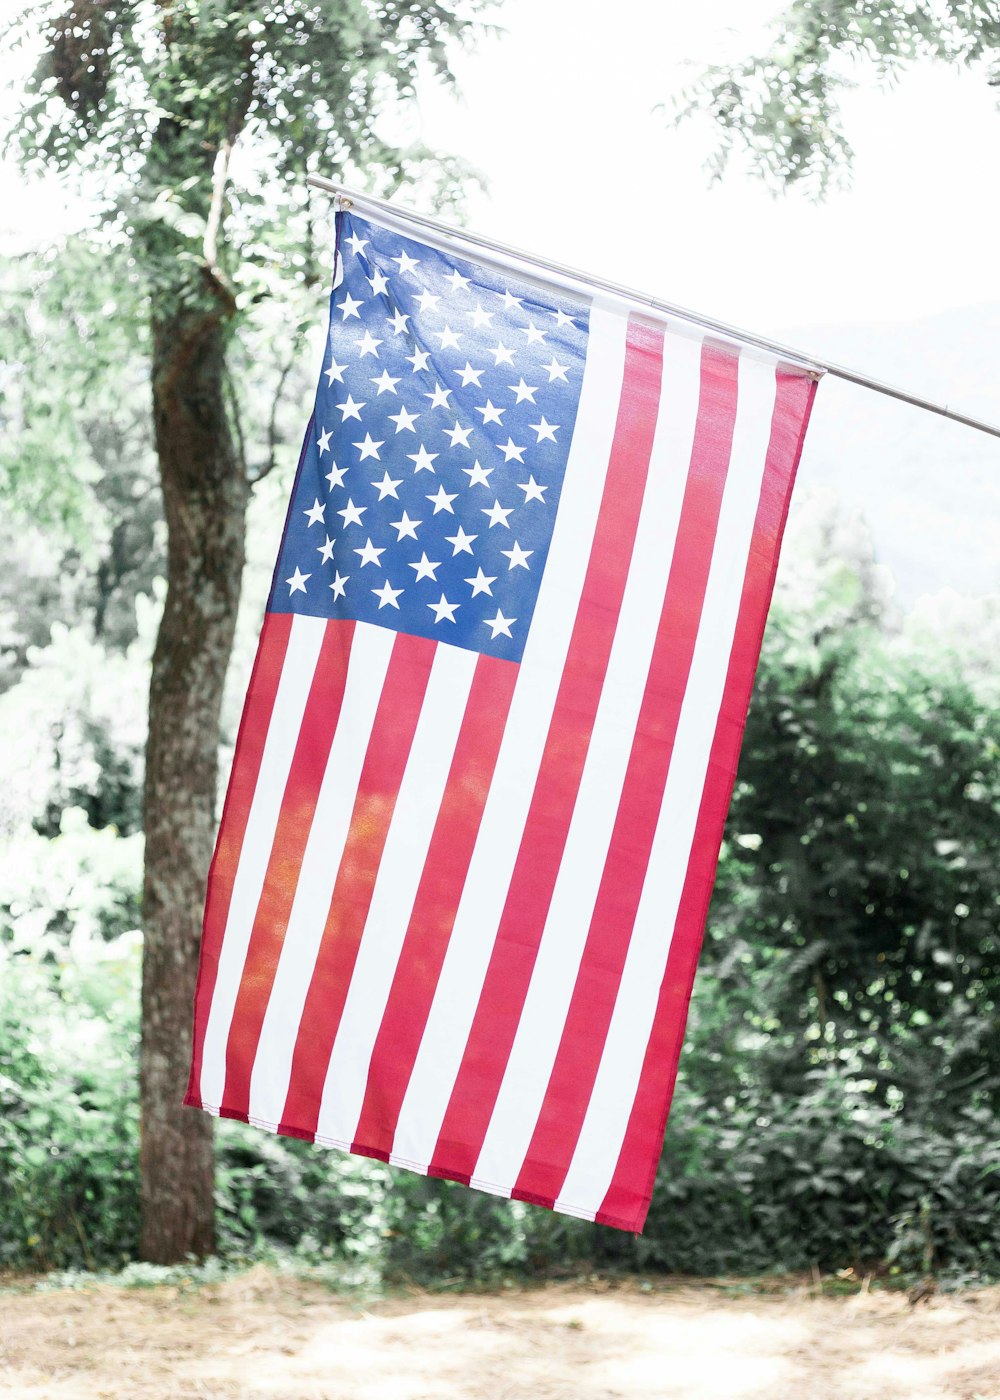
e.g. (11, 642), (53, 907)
(185, 203), (819, 1232)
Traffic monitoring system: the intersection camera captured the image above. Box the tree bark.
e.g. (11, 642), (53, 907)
(140, 292), (248, 1262)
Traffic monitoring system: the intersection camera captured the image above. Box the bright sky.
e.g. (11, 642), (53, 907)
(404, 0), (1000, 337)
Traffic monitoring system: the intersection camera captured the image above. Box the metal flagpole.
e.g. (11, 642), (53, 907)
(305, 174), (1000, 443)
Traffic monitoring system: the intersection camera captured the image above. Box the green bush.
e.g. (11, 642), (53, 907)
(0, 931), (141, 1270)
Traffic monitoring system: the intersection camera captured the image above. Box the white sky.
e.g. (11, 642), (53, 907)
(404, 0), (1000, 335)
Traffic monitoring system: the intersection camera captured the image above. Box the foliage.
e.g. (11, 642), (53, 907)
(0, 622), (150, 840)
(679, 0), (1000, 193)
(2, 506), (998, 1283)
(0, 243), (162, 684)
(0, 929), (141, 1271)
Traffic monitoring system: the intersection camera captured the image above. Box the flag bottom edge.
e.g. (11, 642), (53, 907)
(183, 1095), (642, 1232)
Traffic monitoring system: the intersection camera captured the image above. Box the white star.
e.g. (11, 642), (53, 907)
(336, 394), (365, 421)
(317, 534), (336, 564)
(428, 593), (460, 624)
(323, 357), (347, 386)
(552, 308), (574, 327)
(543, 356), (569, 383)
(346, 231), (368, 257)
(529, 416), (559, 443)
(372, 471), (403, 500)
(388, 405), (419, 434)
(366, 267), (390, 297)
(475, 399), (505, 426)
(497, 437), (526, 463)
(501, 540), (533, 570)
(425, 382), (452, 410)
(353, 433), (384, 461)
(286, 566), (310, 595)
(482, 499), (513, 529)
(388, 309), (410, 336)
(354, 537), (386, 568)
(468, 304), (494, 328)
(393, 250), (420, 276)
(483, 609), (516, 639)
(522, 321), (546, 344)
(455, 362), (484, 388)
(444, 422), (473, 449)
(445, 525), (477, 556)
(406, 347), (431, 373)
(373, 579), (404, 610)
(509, 378), (538, 404)
(447, 268), (471, 292)
(303, 498), (326, 527)
(435, 325), (461, 350)
(464, 567), (496, 597)
(370, 370), (400, 395)
(408, 444), (438, 474)
(463, 460), (493, 488)
(390, 510), (422, 541)
(502, 290), (523, 311)
(317, 427), (333, 454)
(337, 291), (363, 320)
(325, 461), (347, 490)
(490, 341), (515, 367)
(337, 498), (366, 529)
(427, 484), (458, 515)
(414, 288), (441, 314)
(517, 475), (547, 503)
(357, 330), (382, 358)
(409, 552), (441, 581)
(329, 570), (348, 598)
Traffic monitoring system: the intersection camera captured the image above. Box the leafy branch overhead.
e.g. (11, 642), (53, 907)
(5, 0), (489, 324)
(679, 0), (1000, 194)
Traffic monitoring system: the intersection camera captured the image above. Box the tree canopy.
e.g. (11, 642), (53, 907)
(683, 0), (1000, 193)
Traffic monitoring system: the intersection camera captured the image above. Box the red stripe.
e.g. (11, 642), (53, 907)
(427, 320), (665, 1183)
(278, 631), (436, 1137)
(185, 611), (293, 1108)
(511, 342), (741, 1209)
(596, 369), (818, 1232)
(218, 619), (356, 1117)
(349, 653), (519, 1162)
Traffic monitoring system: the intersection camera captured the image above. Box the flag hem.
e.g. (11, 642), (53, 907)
(182, 1096), (650, 1230)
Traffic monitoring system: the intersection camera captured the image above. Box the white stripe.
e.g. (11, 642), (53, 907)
(557, 353), (779, 1216)
(470, 330), (705, 1193)
(245, 622), (396, 1128)
(312, 641), (480, 1146)
(389, 303), (629, 1170)
(198, 614), (327, 1110)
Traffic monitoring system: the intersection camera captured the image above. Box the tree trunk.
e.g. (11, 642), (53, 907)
(140, 295), (248, 1263)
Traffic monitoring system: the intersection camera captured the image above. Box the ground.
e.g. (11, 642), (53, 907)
(2, 1268), (1000, 1399)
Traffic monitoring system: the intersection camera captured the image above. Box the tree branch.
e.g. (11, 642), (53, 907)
(249, 344), (301, 485)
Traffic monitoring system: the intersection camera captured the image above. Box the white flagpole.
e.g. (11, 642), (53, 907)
(305, 175), (1000, 444)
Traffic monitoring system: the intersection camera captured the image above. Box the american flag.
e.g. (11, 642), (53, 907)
(185, 205), (819, 1232)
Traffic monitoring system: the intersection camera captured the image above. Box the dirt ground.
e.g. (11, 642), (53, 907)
(2, 1266), (1000, 1400)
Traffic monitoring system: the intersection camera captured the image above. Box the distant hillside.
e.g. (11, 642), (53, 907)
(779, 304), (1000, 605)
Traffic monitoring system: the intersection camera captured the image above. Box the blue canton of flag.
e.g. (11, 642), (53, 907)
(270, 213), (590, 662)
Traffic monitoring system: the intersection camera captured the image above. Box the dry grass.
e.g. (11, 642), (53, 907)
(2, 1266), (1000, 1399)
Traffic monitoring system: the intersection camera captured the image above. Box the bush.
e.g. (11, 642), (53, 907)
(0, 931), (141, 1270)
